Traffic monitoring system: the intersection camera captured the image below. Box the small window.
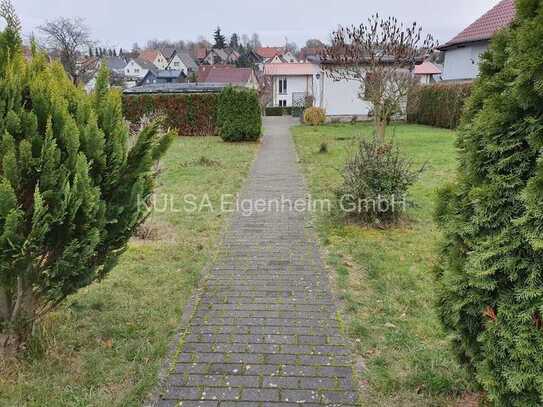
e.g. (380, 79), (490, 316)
(278, 77), (288, 94)
(279, 100), (287, 107)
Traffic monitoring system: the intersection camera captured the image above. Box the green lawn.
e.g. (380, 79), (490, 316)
(0, 137), (258, 406)
(293, 123), (474, 406)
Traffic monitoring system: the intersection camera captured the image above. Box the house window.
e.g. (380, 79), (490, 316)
(279, 100), (287, 107)
(278, 77), (287, 94)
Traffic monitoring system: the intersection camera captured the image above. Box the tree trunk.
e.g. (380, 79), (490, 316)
(375, 118), (386, 143)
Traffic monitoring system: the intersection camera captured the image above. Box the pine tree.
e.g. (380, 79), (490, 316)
(229, 33), (239, 50)
(0, 1), (174, 356)
(435, 0), (543, 404)
(213, 26), (226, 49)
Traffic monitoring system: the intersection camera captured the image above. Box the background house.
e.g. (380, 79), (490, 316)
(202, 48), (240, 65)
(414, 61), (442, 84)
(140, 69), (186, 85)
(165, 50), (198, 74)
(139, 49), (169, 70)
(124, 58), (156, 79)
(197, 65), (259, 89)
(438, 0), (515, 81)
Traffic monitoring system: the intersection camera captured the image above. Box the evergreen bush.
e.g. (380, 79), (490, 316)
(407, 83), (472, 129)
(0, 4), (174, 356)
(123, 93), (219, 136)
(434, 1), (543, 404)
(336, 136), (422, 226)
(217, 86), (261, 142)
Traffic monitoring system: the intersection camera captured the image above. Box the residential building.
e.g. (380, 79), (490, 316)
(202, 48), (240, 65)
(197, 65), (259, 89)
(124, 58), (157, 79)
(165, 50), (198, 73)
(138, 49), (169, 70)
(414, 61), (442, 84)
(256, 47), (297, 64)
(438, 0), (516, 81)
(140, 69), (186, 85)
(263, 63), (320, 108)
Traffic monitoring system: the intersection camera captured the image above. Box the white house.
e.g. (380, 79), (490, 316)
(124, 58), (157, 80)
(264, 63), (401, 119)
(264, 63), (320, 108)
(166, 50), (198, 74)
(438, 0), (515, 81)
(138, 49), (169, 70)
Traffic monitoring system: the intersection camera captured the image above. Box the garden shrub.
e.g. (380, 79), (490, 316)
(217, 86), (262, 142)
(407, 82), (472, 129)
(336, 136), (422, 226)
(303, 107), (326, 126)
(0, 7), (173, 355)
(123, 93), (219, 136)
(265, 107), (292, 116)
(434, 1), (543, 404)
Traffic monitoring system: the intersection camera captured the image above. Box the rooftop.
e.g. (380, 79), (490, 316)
(198, 65), (253, 84)
(414, 61), (442, 75)
(124, 83), (227, 95)
(264, 63), (319, 76)
(439, 0), (516, 49)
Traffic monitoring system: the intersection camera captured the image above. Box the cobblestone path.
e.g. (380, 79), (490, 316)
(158, 117), (356, 406)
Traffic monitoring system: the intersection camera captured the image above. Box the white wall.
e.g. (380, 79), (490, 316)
(272, 75), (314, 107)
(167, 55), (187, 72)
(124, 60), (148, 79)
(442, 41), (488, 81)
(319, 74), (372, 116)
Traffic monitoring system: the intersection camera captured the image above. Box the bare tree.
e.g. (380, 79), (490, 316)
(38, 17), (93, 84)
(321, 15), (436, 141)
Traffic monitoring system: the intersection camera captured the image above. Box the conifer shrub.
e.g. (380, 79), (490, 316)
(434, 1), (543, 404)
(217, 86), (262, 142)
(123, 93), (219, 136)
(303, 107), (326, 126)
(407, 82), (472, 129)
(336, 136), (422, 225)
(0, 3), (174, 356)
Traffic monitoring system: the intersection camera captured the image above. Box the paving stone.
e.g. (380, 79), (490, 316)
(159, 118), (355, 405)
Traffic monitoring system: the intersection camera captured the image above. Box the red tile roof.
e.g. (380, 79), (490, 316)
(264, 63), (319, 76)
(195, 48), (208, 60)
(256, 47), (285, 59)
(139, 49), (161, 63)
(197, 65), (253, 85)
(414, 61), (442, 75)
(440, 0), (516, 49)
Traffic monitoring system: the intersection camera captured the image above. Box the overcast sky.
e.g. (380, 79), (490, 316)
(10, 0), (499, 49)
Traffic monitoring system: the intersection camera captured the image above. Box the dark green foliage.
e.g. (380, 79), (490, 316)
(0, 5), (173, 353)
(217, 86), (261, 142)
(123, 94), (219, 136)
(407, 83), (472, 129)
(336, 136), (422, 225)
(434, 1), (543, 404)
(213, 26), (226, 49)
(265, 107), (292, 116)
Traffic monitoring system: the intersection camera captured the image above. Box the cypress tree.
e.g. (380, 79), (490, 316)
(0, 1), (174, 355)
(435, 0), (543, 404)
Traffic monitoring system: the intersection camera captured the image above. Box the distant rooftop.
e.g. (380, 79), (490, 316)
(123, 83), (227, 95)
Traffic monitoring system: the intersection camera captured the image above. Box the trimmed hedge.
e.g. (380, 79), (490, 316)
(265, 107), (292, 116)
(217, 87), (262, 142)
(123, 94), (219, 136)
(407, 83), (472, 129)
